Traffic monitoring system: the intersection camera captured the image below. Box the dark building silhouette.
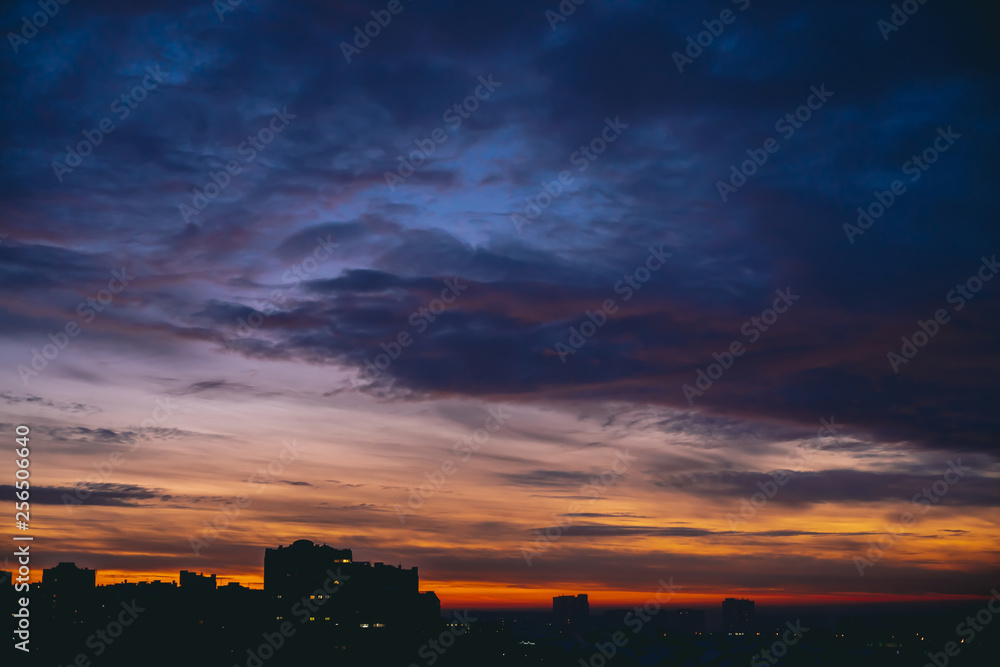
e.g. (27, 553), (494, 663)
(41, 562), (96, 626)
(179, 569), (217, 591)
(12, 552), (1000, 667)
(552, 593), (589, 626)
(215, 579), (255, 598)
(263, 539), (439, 634)
(0, 570), (12, 623)
(264, 539), (352, 598)
(42, 561), (96, 588)
(722, 597), (755, 636)
(23, 544), (446, 666)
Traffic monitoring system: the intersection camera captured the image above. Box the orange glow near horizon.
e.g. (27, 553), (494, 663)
(56, 571), (990, 610)
(16, 398), (999, 611)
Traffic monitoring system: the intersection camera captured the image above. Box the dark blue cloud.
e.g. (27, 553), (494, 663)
(0, 0), (997, 459)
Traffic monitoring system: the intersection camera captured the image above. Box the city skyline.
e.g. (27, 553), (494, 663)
(4, 532), (995, 611)
(2, 0), (999, 620)
(5, 544), (743, 623)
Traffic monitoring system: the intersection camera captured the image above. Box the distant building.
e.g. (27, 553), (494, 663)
(553, 594), (589, 626)
(723, 597), (755, 636)
(42, 562), (96, 589)
(180, 570), (217, 591)
(215, 580), (259, 603)
(103, 579), (177, 598)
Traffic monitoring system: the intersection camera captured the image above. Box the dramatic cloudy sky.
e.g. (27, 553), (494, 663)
(1, 0), (998, 608)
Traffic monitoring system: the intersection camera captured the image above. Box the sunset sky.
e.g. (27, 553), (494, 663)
(1, 0), (998, 609)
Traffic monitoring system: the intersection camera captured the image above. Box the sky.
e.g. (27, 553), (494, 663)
(0, 0), (998, 609)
